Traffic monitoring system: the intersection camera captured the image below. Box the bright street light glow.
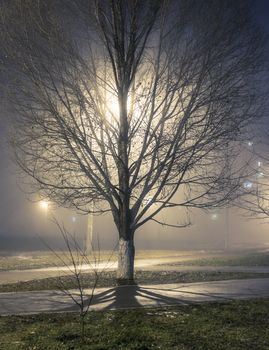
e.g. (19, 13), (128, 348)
(257, 171), (264, 178)
(106, 95), (119, 117)
(105, 92), (132, 119)
(144, 197), (152, 206)
(39, 200), (49, 210)
(211, 213), (218, 220)
(243, 180), (253, 189)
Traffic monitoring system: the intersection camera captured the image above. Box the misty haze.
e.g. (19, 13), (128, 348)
(1, 1), (269, 349)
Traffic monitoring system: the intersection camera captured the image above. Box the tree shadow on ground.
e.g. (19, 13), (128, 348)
(61, 283), (236, 313)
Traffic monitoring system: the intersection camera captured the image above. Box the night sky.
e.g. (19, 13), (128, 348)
(1, 0), (269, 253)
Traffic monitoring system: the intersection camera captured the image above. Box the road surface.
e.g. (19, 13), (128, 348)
(1, 278), (269, 315)
(0, 261), (269, 285)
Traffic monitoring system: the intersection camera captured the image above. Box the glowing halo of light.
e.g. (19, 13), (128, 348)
(106, 95), (119, 118)
(210, 213), (218, 221)
(105, 92), (132, 120)
(39, 200), (49, 210)
(143, 196), (153, 206)
(243, 180), (253, 189)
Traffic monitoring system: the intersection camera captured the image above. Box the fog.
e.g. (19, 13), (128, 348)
(1, 102), (269, 255)
(1, 0), (269, 254)
(1, 190), (269, 253)
(1, 142), (269, 253)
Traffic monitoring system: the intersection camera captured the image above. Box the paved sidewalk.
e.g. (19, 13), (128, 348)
(1, 278), (269, 316)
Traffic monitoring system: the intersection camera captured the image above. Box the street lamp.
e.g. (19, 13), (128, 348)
(243, 180), (253, 189)
(224, 207), (230, 250)
(39, 200), (49, 211)
(143, 196), (153, 206)
(39, 200), (49, 218)
(85, 203), (94, 255)
(210, 213), (218, 221)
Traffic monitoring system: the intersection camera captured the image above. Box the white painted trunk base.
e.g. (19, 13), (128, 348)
(117, 238), (135, 281)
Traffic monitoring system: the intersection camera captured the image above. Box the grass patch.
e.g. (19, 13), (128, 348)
(0, 298), (269, 349)
(1, 250), (269, 272)
(0, 270), (268, 293)
(0, 250), (195, 271)
(169, 251), (269, 267)
(0, 251), (117, 271)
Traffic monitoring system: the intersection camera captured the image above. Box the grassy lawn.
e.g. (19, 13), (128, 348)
(171, 251), (269, 267)
(0, 298), (268, 349)
(0, 251), (117, 271)
(0, 270), (269, 293)
(0, 250), (195, 271)
(1, 250), (269, 272)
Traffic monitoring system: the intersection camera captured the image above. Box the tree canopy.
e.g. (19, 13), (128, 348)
(0, 0), (266, 282)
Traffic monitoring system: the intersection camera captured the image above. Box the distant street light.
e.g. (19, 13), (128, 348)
(143, 197), (153, 206)
(257, 171), (264, 178)
(38, 200), (50, 223)
(243, 180), (253, 189)
(210, 213), (218, 221)
(39, 200), (49, 211)
(39, 200), (49, 219)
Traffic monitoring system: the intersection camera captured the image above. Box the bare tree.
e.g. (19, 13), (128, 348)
(0, 0), (265, 283)
(44, 218), (114, 342)
(51, 221), (98, 342)
(237, 132), (269, 219)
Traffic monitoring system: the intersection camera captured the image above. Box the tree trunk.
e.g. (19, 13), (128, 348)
(116, 86), (134, 285)
(117, 237), (135, 285)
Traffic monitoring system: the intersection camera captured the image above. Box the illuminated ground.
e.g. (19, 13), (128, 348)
(1, 278), (269, 315)
(0, 249), (238, 271)
(1, 250), (269, 320)
(1, 249), (268, 285)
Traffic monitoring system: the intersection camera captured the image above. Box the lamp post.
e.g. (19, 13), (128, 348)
(224, 207), (230, 250)
(85, 203), (94, 254)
